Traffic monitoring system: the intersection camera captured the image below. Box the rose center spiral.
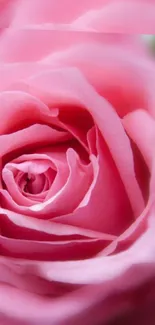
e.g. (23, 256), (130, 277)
(24, 173), (46, 195)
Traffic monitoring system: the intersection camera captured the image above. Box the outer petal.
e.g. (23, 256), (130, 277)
(1, 38), (153, 118)
(2, 0), (155, 33)
(0, 203), (154, 325)
(0, 91), (58, 134)
(73, 1), (155, 34)
(0, 208), (110, 240)
(0, 124), (70, 158)
(0, 29), (148, 63)
(6, 0), (106, 27)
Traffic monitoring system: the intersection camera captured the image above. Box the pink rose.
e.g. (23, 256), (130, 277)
(0, 1), (155, 325)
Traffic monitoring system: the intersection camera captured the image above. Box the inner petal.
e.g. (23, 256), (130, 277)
(24, 168), (57, 195)
(29, 148), (93, 217)
(24, 173), (46, 194)
(2, 156), (58, 206)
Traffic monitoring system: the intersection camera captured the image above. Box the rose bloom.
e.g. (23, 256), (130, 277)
(0, 1), (155, 325)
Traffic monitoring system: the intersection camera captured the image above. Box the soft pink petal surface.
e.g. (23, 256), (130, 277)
(1, 0), (155, 33)
(123, 110), (155, 171)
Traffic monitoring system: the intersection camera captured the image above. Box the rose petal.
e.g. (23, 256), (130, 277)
(123, 109), (155, 171)
(0, 214), (154, 325)
(56, 130), (133, 235)
(0, 235), (111, 262)
(0, 123), (71, 158)
(30, 149), (93, 217)
(0, 91), (58, 134)
(0, 38), (152, 120)
(0, 282), (130, 325)
(33, 148), (70, 199)
(10, 0), (105, 26)
(72, 1), (155, 33)
(6, 0), (155, 34)
(98, 201), (153, 256)
(4, 217), (154, 286)
(0, 208), (113, 240)
(0, 28), (106, 62)
(2, 167), (36, 206)
(2, 159), (54, 203)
